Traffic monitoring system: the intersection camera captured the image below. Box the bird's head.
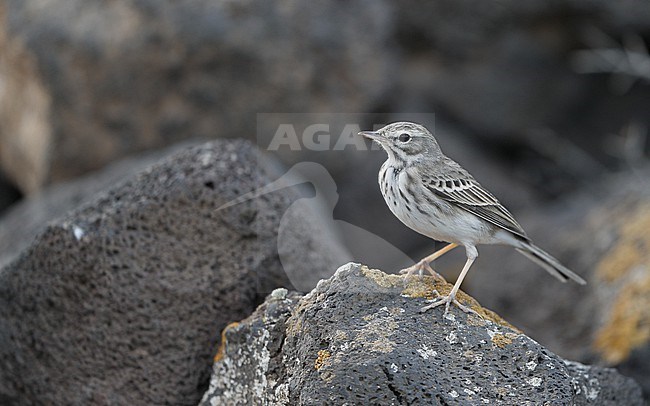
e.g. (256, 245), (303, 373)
(359, 121), (442, 164)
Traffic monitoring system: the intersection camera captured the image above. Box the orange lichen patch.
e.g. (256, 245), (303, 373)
(314, 349), (331, 370)
(491, 332), (518, 349)
(595, 204), (650, 282)
(361, 265), (519, 332)
(593, 273), (650, 364)
(214, 322), (240, 362)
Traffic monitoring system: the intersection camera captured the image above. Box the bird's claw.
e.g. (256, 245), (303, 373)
(399, 260), (441, 279)
(420, 290), (479, 317)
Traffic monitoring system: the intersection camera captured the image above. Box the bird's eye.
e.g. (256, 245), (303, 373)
(398, 133), (411, 142)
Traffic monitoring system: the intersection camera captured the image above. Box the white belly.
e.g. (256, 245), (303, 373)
(380, 166), (493, 245)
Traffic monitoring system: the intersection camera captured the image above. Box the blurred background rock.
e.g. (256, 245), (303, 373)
(1, 0), (649, 402)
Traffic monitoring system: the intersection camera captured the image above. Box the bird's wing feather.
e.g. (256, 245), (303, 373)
(424, 171), (529, 240)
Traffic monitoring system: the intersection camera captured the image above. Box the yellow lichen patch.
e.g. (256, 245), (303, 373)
(491, 332), (518, 349)
(361, 266), (406, 288)
(214, 321), (240, 362)
(314, 349), (331, 370)
(401, 274), (447, 299)
(362, 265), (519, 332)
(404, 275), (518, 331)
(596, 204), (650, 282)
(593, 273), (650, 363)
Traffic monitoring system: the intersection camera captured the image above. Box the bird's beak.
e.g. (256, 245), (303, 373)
(359, 130), (381, 141)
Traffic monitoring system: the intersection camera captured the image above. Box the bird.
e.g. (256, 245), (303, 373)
(359, 121), (586, 316)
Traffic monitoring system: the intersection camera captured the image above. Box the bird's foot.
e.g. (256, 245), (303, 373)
(399, 259), (442, 279)
(420, 290), (479, 317)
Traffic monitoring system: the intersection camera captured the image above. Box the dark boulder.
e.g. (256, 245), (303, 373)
(0, 140), (347, 405)
(201, 263), (644, 405)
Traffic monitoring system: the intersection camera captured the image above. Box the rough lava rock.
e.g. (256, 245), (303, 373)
(0, 140), (348, 405)
(200, 263), (643, 405)
(0, 142), (197, 268)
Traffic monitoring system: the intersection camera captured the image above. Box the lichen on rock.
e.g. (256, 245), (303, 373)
(200, 262), (644, 405)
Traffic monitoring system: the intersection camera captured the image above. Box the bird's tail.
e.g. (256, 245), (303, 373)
(515, 242), (586, 285)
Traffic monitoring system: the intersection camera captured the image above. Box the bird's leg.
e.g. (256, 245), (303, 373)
(400, 243), (458, 278)
(421, 246), (478, 316)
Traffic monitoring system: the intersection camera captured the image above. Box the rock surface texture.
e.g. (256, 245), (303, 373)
(0, 142), (196, 268)
(201, 263), (644, 405)
(0, 140), (347, 405)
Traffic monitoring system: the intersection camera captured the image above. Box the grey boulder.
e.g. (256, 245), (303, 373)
(0, 140), (348, 405)
(201, 262), (643, 405)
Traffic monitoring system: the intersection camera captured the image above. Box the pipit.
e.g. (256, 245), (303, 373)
(360, 122), (586, 316)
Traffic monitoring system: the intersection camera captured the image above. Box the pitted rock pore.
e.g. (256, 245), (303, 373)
(201, 263), (644, 405)
(0, 140), (348, 405)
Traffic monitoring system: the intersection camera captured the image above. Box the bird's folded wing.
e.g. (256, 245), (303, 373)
(425, 175), (529, 240)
